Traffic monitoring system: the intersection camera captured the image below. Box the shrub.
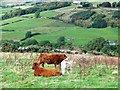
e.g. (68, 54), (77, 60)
(117, 1), (120, 7)
(83, 38), (118, 56)
(25, 31), (32, 38)
(101, 2), (111, 7)
(1, 40), (18, 52)
(70, 10), (96, 21)
(110, 21), (119, 28)
(21, 39), (38, 46)
(35, 10), (40, 18)
(92, 18), (107, 28)
(101, 45), (118, 56)
(92, 14), (106, 21)
(112, 2), (117, 8)
(57, 36), (66, 47)
(39, 40), (52, 47)
(112, 10), (120, 19)
(83, 37), (107, 52)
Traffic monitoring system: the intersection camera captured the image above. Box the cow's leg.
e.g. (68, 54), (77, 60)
(54, 64), (56, 69)
(42, 62), (44, 67)
(59, 63), (61, 70)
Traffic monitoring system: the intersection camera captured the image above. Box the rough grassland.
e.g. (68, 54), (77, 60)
(1, 52), (118, 88)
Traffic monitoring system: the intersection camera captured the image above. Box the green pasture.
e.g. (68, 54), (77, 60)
(41, 10), (59, 17)
(22, 10), (59, 18)
(2, 18), (56, 30)
(56, 4), (77, 11)
(1, 5), (118, 46)
(2, 25), (118, 46)
(1, 17), (24, 26)
(32, 27), (118, 45)
(1, 57), (118, 88)
(1, 7), (15, 14)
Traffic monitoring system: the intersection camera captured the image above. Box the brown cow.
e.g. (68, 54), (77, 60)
(32, 62), (62, 77)
(38, 53), (67, 69)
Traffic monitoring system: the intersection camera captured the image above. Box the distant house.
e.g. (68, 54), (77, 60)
(73, 0), (86, 4)
(6, 4), (14, 7)
(67, 38), (75, 41)
(108, 41), (117, 45)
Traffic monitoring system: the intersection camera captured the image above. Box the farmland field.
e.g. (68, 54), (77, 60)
(1, 2), (119, 89)
(1, 3), (118, 44)
(1, 52), (118, 88)
(2, 22), (118, 45)
(1, 4), (118, 45)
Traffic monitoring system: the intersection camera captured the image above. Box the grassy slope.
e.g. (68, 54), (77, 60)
(1, 5), (118, 45)
(1, 52), (118, 88)
(2, 56), (118, 88)
(32, 27), (118, 45)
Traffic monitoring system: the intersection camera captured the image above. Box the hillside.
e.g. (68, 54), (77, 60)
(1, 4), (118, 46)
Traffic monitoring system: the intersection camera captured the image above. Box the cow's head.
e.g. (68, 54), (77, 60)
(32, 62), (38, 69)
(62, 54), (67, 60)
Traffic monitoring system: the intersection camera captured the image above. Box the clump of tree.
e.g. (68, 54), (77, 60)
(20, 31), (41, 41)
(101, 2), (111, 7)
(112, 10), (120, 19)
(2, 2), (71, 20)
(82, 37), (118, 56)
(21, 39), (38, 47)
(35, 10), (40, 18)
(92, 14), (106, 21)
(97, 1), (120, 8)
(91, 18), (107, 28)
(112, 2), (117, 8)
(80, 2), (93, 8)
(70, 10), (96, 21)
(117, 1), (120, 7)
(0, 40), (20, 52)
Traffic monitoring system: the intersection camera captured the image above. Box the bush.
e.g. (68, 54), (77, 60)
(110, 21), (119, 28)
(112, 2), (117, 8)
(112, 10), (120, 19)
(83, 37), (107, 52)
(101, 2), (111, 7)
(1, 40), (19, 52)
(92, 14), (106, 21)
(83, 37), (118, 56)
(35, 11), (40, 18)
(101, 45), (118, 56)
(21, 39), (38, 46)
(25, 31), (32, 38)
(92, 18), (107, 28)
(70, 10), (96, 21)
(57, 36), (66, 47)
(117, 1), (120, 7)
(2, 2), (71, 20)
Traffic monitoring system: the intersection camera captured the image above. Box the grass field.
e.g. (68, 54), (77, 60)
(2, 24), (118, 45)
(1, 4), (118, 46)
(1, 3), (119, 89)
(1, 52), (118, 88)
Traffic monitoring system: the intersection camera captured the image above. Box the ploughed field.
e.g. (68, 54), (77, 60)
(1, 52), (118, 88)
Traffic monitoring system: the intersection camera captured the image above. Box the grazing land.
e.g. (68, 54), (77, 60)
(1, 52), (118, 88)
(1, 2), (119, 88)
(1, 4), (118, 46)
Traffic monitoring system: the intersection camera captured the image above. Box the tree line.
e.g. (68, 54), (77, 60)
(2, 2), (71, 20)
(0, 37), (118, 56)
(79, 1), (120, 8)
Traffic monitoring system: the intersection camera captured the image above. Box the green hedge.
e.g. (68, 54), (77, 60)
(91, 18), (107, 28)
(83, 37), (118, 56)
(70, 10), (96, 21)
(112, 10), (120, 19)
